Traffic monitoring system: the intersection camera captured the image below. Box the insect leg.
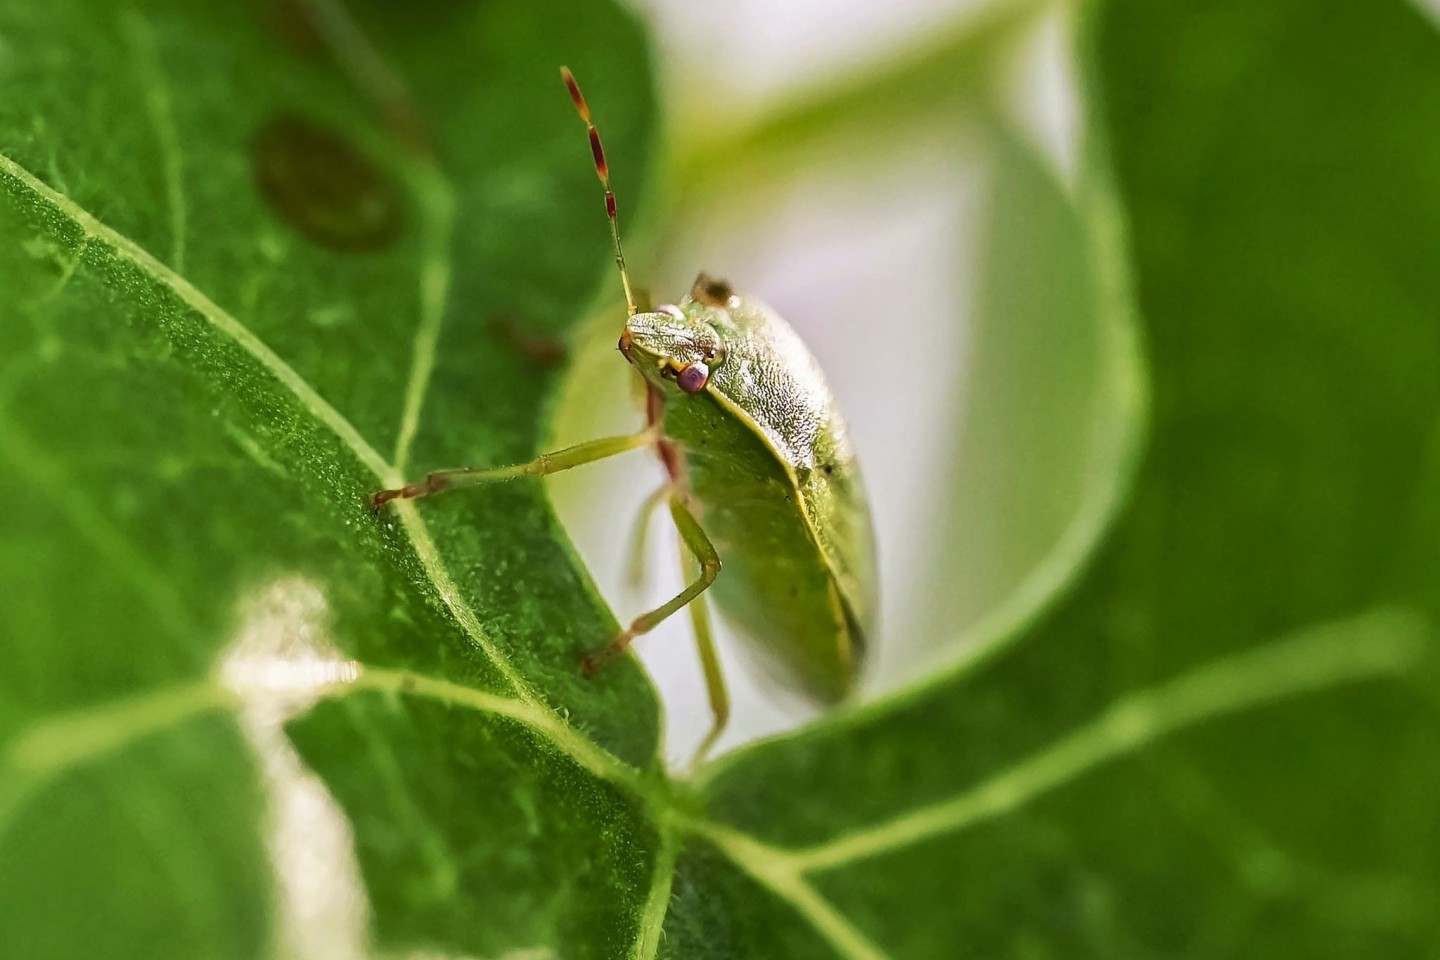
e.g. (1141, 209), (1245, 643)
(582, 494), (720, 674)
(683, 551), (730, 766)
(624, 484), (671, 590)
(371, 426), (657, 510)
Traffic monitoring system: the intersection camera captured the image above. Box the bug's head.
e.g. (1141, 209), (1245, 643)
(559, 70), (730, 395)
(619, 289), (728, 395)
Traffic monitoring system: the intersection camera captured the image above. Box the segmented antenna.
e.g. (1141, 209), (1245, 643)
(560, 66), (638, 317)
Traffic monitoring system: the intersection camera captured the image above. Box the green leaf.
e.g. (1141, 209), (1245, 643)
(6, 0), (1440, 957)
(680, 0), (1440, 956)
(0, 0), (662, 957)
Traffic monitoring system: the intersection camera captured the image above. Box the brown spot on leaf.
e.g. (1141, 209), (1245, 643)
(489, 316), (568, 368)
(260, 0), (326, 57)
(251, 115), (404, 253)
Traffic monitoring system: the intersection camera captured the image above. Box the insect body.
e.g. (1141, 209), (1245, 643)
(623, 281), (876, 703)
(373, 68), (877, 758)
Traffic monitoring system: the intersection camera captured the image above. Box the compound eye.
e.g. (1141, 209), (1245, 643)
(677, 362), (710, 394)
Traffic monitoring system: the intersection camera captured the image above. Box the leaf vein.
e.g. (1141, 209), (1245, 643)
(633, 826), (680, 960)
(691, 822), (892, 960)
(0, 678), (232, 841)
(0, 151), (393, 480)
(122, 8), (188, 273)
(350, 667), (641, 790)
(0, 656), (651, 845)
(0, 402), (201, 642)
(391, 177), (454, 474)
(789, 608), (1428, 873)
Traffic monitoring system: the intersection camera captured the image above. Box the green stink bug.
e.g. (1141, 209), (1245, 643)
(373, 67), (878, 759)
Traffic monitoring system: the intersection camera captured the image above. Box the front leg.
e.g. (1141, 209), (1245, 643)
(371, 426), (658, 511)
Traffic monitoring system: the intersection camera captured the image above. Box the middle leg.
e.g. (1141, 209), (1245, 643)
(582, 494), (720, 675)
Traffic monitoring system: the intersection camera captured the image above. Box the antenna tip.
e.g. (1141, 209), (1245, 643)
(560, 65), (590, 122)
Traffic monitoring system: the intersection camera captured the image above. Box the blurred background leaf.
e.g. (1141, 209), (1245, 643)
(687, 0), (1440, 955)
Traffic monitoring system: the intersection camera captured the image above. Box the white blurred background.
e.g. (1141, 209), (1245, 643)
(549, 0), (1103, 765)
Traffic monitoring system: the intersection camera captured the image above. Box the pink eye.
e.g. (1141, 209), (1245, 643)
(677, 362), (710, 394)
